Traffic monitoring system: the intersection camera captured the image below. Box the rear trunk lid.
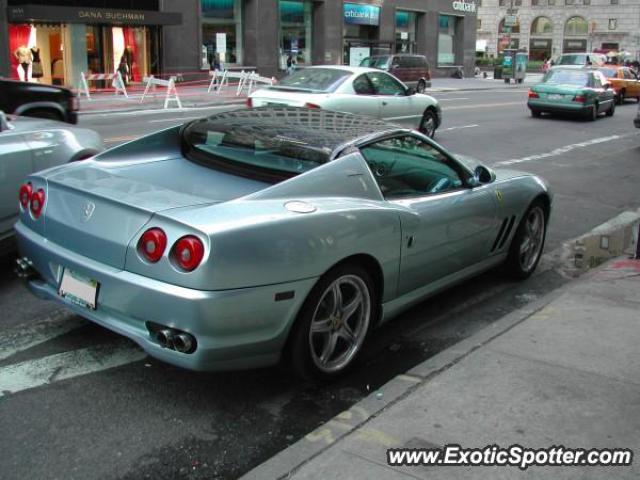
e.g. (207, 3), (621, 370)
(42, 158), (269, 269)
(250, 88), (327, 107)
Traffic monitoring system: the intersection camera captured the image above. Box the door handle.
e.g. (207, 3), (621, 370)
(382, 101), (388, 106)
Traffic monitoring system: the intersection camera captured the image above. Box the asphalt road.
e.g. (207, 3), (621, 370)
(1, 89), (639, 480)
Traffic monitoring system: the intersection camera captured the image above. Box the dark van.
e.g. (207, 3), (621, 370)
(360, 54), (431, 92)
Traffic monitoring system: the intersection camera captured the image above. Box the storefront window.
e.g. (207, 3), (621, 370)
(438, 15), (456, 66)
(529, 17), (553, 61)
(201, 0), (243, 67)
(396, 10), (418, 54)
(279, 0), (312, 70)
(564, 16), (588, 36)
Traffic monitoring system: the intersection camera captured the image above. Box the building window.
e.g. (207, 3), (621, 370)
(438, 15), (456, 66)
(498, 17), (520, 54)
(532, 0), (547, 6)
(499, 17), (520, 34)
(531, 16), (553, 35)
(583, 0), (590, 5)
(201, 0), (243, 67)
(477, 18), (482, 31)
(608, 19), (617, 30)
(396, 10), (419, 53)
(548, 0), (555, 5)
(565, 16), (588, 36)
(514, 0), (522, 5)
(565, 0), (574, 5)
(499, 0), (506, 6)
(279, 0), (312, 69)
(610, 0), (618, 3)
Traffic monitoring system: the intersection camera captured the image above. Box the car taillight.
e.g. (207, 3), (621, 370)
(30, 188), (45, 218)
(304, 102), (321, 109)
(573, 95), (586, 103)
(138, 228), (167, 263)
(19, 183), (33, 209)
(69, 95), (79, 111)
(528, 90), (539, 99)
(171, 236), (205, 272)
(246, 97), (253, 108)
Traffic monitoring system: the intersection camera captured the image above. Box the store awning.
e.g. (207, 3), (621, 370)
(476, 40), (488, 52)
(8, 4), (182, 26)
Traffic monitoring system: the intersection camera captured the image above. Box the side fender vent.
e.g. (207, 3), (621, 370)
(491, 215), (516, 253)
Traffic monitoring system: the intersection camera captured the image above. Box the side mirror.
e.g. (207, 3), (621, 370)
(473, 165), (496, 185)
(406, 86), (416, 96)
(604, 83), (612, 90)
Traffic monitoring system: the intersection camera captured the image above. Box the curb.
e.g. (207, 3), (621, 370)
(78, 99), (246, 116)
(241, 288), (563, 480)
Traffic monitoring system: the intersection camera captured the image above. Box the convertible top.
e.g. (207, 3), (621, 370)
(192, 106), (399, 155)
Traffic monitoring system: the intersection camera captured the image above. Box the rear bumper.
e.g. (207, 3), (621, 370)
(527, 100), (590, 116)
(15, 221), (317, 371)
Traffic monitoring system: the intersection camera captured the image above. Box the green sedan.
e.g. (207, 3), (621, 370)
(527, 68), (615, 120)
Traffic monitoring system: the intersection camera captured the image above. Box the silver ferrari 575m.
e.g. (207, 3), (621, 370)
(16, 107), (551, 379)
(248, 66), (442, 138)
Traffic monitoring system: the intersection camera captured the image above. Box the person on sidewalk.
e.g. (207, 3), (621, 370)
(286, 54), (295, 75)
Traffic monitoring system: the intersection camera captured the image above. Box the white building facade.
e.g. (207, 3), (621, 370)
(476, 0), (640, 61)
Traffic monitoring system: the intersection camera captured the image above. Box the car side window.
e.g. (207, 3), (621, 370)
(360, 135), (464, 199)
(366, 72), (406, 96)
(353, 74), (375, 95)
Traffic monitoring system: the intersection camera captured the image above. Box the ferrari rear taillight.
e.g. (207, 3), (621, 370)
(304, 102), (321, 109)
(19, 183), (33, 209)
(528, 90), (539, 99)
(246, 97), (253, 108)
(171, 236), (205, 272)
(138, 228), (167, 263)
(573, 95), (587, 103)
(30, 189), (45, 218)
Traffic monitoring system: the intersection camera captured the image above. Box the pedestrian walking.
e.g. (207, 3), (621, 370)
(286, 54), (295, 75)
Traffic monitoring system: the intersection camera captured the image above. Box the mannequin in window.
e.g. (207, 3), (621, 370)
(30, 46), (43, 82)
(14, 45), (32, 82)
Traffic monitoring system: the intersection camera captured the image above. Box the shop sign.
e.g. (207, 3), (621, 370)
(452, 1), (477, 13)
(344, 3), (380, 26)
(532, 40), (551, 48)
(8, 5), (181, 26)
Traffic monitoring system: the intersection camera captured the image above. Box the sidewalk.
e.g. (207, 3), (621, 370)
(244, 257), (640, 480)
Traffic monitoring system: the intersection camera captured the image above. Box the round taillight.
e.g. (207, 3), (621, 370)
(19, 183), (33, 209)
(30, 189), (45, 218)
(246, 97), (253, 108)
(172, 236), (205, 272)
(138, 228), (167, 263)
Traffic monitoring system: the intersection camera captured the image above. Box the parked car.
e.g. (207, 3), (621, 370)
(527, 68), (615, 120)
(248, 66), (441, 137)
(0, 111), (102, 254)
(596, 65), (640, 104)
(360, 54), (432, 92)
(550, 53), (607, 68)
(15, 107), (552, 379)
(0, 78), (79, 124)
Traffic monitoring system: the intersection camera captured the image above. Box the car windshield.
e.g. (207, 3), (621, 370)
(360, 56), (390, 69)
(274, 68), (351, 93)
(182, 116), (332, 181)
(598, 68), (617, 78)
(557, 54), (587, 65)
(543, 69), (589, 86)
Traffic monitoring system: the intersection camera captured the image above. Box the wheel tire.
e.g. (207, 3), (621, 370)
(617, 89), (625, 105)
(530, 109), (542, 118)
(22, 108), (63, 122)
(606, 100), (615, 117)
(504, 201), (547, 280)
(419, 109), (437, 138)
(417, 79), (426, 93)
(588, 103), (598, 121)
(288, 264), (376, 380)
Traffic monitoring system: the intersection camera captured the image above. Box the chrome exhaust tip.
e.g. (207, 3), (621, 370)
(173, 333), (195, 354)
(156, 329), (175, 349)
(15, 257), (38, 280)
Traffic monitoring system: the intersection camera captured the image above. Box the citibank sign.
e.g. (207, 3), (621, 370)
(344, 3), (380, 26)
(452, 1), (477, 12)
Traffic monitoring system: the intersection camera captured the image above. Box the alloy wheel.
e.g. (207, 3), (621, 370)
(308, 275), (371, 373)
(420, 111), (436, 138)
(519, 206), (545, 273)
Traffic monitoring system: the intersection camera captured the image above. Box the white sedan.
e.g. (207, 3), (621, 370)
(248, 66), (442, 137)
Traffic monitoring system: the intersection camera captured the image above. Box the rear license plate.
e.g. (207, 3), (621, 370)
(59, 268), (99, 310)
(547, 94), (563, 100)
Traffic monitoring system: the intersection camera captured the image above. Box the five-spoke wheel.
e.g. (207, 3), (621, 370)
(505, 202), (547, 279)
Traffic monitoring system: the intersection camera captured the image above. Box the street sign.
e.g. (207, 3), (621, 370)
(504, 15), (517, 27)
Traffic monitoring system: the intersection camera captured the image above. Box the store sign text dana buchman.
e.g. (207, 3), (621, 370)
(452, 1), (477, 13)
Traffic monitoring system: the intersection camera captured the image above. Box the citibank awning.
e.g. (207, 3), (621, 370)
(8, 4), (182, 26)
